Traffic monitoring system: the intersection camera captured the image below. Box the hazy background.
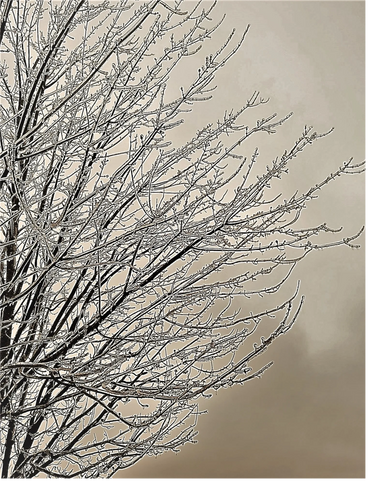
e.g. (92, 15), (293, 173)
(118, 1), (365, 477)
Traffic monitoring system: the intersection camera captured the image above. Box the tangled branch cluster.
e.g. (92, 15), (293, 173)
(0, 0), (364, 477)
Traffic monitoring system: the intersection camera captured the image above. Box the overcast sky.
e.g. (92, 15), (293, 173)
(118, 1), (365, 477)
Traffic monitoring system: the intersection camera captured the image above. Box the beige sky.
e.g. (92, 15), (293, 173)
(118, 1), (365, 478)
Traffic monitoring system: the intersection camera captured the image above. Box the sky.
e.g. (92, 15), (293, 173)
(118, 1), (365, 478)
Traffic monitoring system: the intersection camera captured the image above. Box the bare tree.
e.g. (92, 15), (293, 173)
(0, 0), (364, 478)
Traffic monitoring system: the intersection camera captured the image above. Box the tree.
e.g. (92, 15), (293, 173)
(0, 0), (364, 478)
